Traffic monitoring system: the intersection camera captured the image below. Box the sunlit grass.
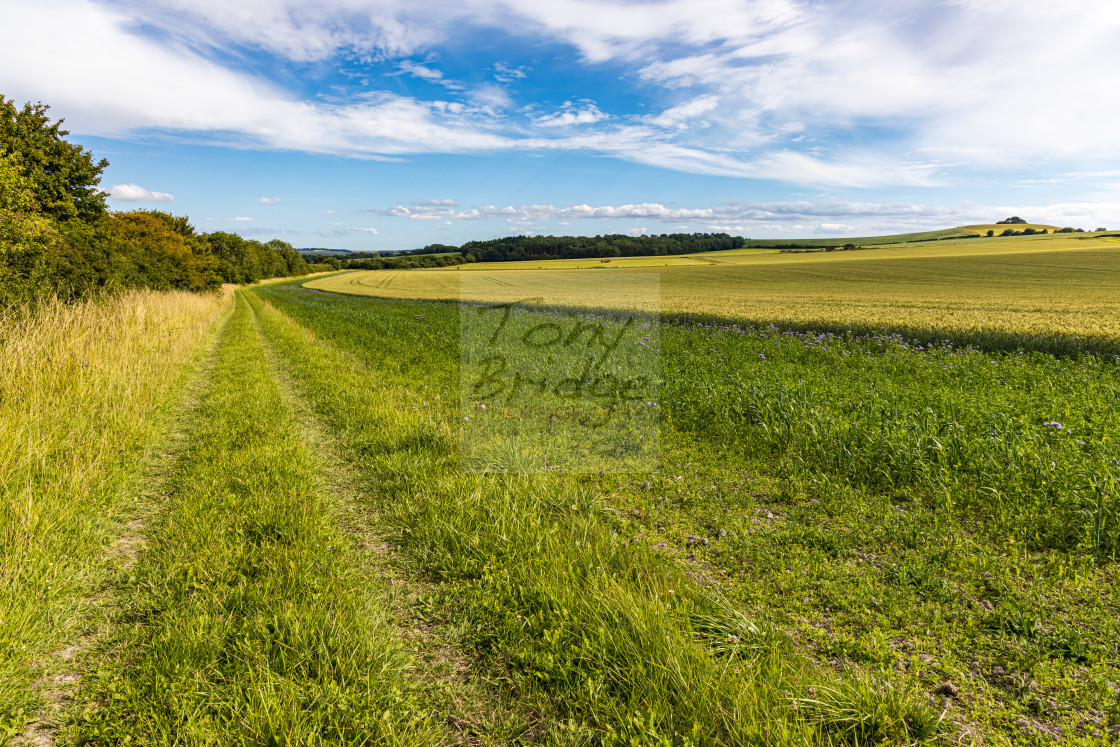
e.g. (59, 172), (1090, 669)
(76, 292), (442, 745)
(0, 288), (230, 736)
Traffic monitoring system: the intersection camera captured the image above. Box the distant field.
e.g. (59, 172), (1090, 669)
(305, 235), (1120, 354)
(959, 223), (1060, 235)
(741, 227), (974, 247)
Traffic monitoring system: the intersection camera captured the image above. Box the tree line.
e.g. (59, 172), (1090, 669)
(1, 96), (310, 306)
(319, 232), (748, 270)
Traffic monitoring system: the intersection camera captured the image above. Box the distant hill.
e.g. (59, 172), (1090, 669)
(299, 248), (355, 256)
(959, 224), (1062, 235)
(742, 228), (974, 249)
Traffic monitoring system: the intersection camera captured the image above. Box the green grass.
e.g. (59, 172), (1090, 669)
(0, 289), (229, 743)
(11, 259), (1120, 745)
(741, 228), (976, 248)
(250, 282), (952, 745)
(73, 292), (444, 745)
(251, 280), (1120, 745)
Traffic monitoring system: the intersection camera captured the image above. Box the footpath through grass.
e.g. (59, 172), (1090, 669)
(73, 292), (444, 745)
(0, 289), (229, 742)
(12, 275), (1116, 744)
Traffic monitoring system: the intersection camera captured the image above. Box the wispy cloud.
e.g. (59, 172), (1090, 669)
(534, 101), (607, 127)
(108, 183), (174, 202)
(205, 216), (255, 222)
(257, 197), (282, 204)
(395, 60), (465, 90)
(492, 61), (529, 82)
(4, 0), (1118, 190)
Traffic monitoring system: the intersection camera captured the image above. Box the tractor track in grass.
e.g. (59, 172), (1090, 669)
(12, 298), (237, 747)
(247, 294), (521, 745)
(65, 292), (448, 745)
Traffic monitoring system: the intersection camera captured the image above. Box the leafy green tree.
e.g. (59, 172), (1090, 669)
(205, 231), (258, 283)
(108, 211), (220, 291)
(0, 96), (108, 223)
(0, 152), (61, 302)
(267, 239), (310, 276)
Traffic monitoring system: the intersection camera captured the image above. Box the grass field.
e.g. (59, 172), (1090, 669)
(254, 281), (1120, 745)
(5, 231), (1120, 745)
(742, 228), (977, 247)
(306, 233), (1120, 356)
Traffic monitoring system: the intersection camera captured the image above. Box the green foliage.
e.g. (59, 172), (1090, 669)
(1, 96), (310, 304)
(343, 252), (468, 270)
(205, 231), (308, 283)
(460, 232), (747, 262)
(0, 152), (61, 303)
(107, 211), (220, 291)
(0, 96), (107, 223)
(663, 323), (1120, 553)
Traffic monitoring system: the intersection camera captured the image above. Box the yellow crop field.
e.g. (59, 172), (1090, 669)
(305, 235), (1120, 352)
(958, 223), (1059, 235)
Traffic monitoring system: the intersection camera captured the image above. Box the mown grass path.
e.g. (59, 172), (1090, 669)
(72, 293), (444, 745)
(1, 290), (230, 745)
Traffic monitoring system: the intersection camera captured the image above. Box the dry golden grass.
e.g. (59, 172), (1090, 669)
(0, 288), (232, 730)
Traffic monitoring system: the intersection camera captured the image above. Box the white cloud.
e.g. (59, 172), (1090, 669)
(0, 0), (512, 159)
(205, 216), (255, 222)
(108, 183), (174, 202)
(363, 198), (1120, 232)
(649, 94), (720, 128)
(493, 61), (529, 82)
(396, 60), (465, 90)
(3, 0), (1118, 188)
(257, 197), (282, 204)
(350, 227), (380, 234)
(534, 102), (608, 127)
(325, 210), (337, 214)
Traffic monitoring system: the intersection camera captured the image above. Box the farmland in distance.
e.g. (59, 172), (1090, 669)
(307, 232), (1120, 356)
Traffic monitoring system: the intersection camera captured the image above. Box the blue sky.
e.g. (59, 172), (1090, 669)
(3, 0), (1119, 250)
